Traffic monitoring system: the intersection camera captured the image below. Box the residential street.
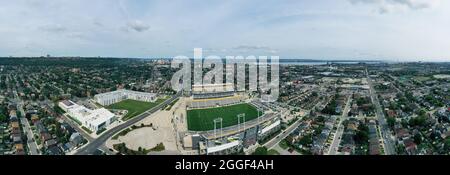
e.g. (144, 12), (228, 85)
(367, 70), (397, 155)
(20, 117), (39, 155)
(328, 97), (352, 155)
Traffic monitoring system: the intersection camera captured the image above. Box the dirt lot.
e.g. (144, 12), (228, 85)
(106, 100), (185, 154)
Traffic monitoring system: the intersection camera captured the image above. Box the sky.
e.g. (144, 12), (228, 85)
(0, 0), (449, 62)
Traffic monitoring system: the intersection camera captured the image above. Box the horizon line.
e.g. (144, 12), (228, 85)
(1, 56), (449, 63)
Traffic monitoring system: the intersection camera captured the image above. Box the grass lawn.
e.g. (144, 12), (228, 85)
(268, 149), (280, 155)
(113, 142), (165, 155)
(279, 139), (289, 150)
(107, 98), (166, 120)
(414, 76), (431, 82)
(187, 103), (262, 131)
(149, 143), (165, 152)
(81, 126), (93, 134)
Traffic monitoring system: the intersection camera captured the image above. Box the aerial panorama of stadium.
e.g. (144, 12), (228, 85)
(1, 0), (450, 159)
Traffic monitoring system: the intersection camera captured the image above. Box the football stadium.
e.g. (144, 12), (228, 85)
(187, 103), (261, 131)
(179, 83), (282, 155)
(185, 83), (264, 131)
(187, 84), (270, 131)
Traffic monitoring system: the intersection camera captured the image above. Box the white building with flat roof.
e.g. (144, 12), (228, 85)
(94, 89), (157, 106)
(59, 100), (115, 133)
(258, 120), (281, 141)
(206, 140), (241, 155)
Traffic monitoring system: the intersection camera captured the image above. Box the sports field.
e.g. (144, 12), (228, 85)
(107, 98), (166, 120)
(187, 103), (262, 131)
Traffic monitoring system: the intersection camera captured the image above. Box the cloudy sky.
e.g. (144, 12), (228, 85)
(0, 0), (449, 61)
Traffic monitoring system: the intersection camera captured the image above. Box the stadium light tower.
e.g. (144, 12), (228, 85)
(214, 118), (223, 139)
(237, 113), (246, 132)
(257, 108), (260, 124)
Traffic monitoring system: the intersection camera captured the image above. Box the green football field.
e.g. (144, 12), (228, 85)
(187, 103), (262, 131)
(107, 98), (166, 120)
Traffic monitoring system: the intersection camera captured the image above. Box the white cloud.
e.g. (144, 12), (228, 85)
(125, 20), (150, 32)
(232, 45), (278, 54)
(39, 24), (67, 33)
(349, 0), (442, 13)
(0, 0), (449, 61)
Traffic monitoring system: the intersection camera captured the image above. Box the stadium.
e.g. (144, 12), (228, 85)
(187, 98), (261, 131)
(175, 83), (282, 155)
(186, 83), (261, 131)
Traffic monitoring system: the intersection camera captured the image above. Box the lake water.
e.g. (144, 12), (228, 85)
(276, 61), (374, 65)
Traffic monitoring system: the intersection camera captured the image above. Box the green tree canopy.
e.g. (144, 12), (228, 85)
(253, 147), (268, 155)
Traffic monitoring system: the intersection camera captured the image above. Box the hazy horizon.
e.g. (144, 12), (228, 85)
(1, 0), (450, 62)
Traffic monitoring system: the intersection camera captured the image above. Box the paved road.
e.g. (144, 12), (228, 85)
(14, 91), (40, 155)
(328, 97), (352, 155)
(20, 117), (39, 155)
(367, 70), (396, 155)
(263, 119), (302, 150)
(75, 93), (181, 155)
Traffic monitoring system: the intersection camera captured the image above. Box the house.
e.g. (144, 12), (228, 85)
(15, 144), (25, 155)
(31, 115), (39, 124)
(11, 122), (20, 135)
(41, 132), (51, 142)
(341, 144), (354, 155)
(403, 138), (417, 155)
(45, 139), (57, 148)
(47, 146), (63, 155)
(69, 132), (83, 146)
(311, 145), (323, 155)
(61, 123), (75, 134)
(441, 131), (450, 139)
(369, 144), (380, 155)
(395, 128), (410, 140)
(347, 123), (358, 131)
(63, 142), (75, 152)
(387, 110), (397, 118)
(12, 134), (22, 144)
(9, 110), (17, 119)
(35, 121), (47, 134)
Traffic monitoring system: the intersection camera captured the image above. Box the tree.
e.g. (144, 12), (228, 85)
(0, 114), (6, 122)
(354, 123), (369, 145)
(354, 130), (368, 145)
(418, 109), (426, 116)
(387, 117), (395, 128)
(298, 134), (313, 146)
(53, 105), (65, 115)
(409, 115), (427, 127)
(444, 138), (450, 151)
(316, 116), (325, 123)
(413, 134), (422, 145)
(253, 147), (268, 155)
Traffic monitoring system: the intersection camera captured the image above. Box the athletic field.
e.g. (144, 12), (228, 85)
(187, 103), (261, 131)
(107, 98), (166, 120)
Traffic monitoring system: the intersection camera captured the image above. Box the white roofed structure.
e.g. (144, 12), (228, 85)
(206, 140), (240, 155)
(58, 100), (115, 133)
(94, 89), (157, 106)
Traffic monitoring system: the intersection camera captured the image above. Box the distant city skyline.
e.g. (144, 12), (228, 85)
(0, 0), (449, 62)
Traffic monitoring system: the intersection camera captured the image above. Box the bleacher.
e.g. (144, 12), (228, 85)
(188, 96), (242, 109)
(250, 100), (270, 111)
(192, 91), (235, 100)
